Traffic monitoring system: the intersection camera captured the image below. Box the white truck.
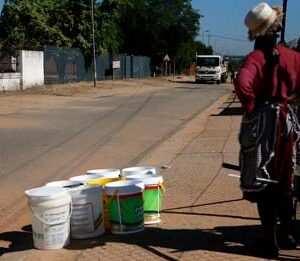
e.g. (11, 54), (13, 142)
(195, 55), (228, 84)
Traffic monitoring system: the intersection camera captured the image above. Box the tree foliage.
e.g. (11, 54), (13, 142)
(0, 0), (208, 70)
(0, 0), (68, 50)
(111, 0), (202, 70)
(0, 0), (119, 55)
(228, 59), (243, 72)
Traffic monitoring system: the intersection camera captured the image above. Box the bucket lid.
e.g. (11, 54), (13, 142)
(68, 184), (102, 196)
(87, 177), (121, 186)
(69, 174), (103, 182)
(45, 180), (83, 189)
(25, 186), (69, 200)
(126, 174), (163, 185)
(105, 180), (144, 195)
(86, 168), (121, 178)
(121, 166), (157, 176)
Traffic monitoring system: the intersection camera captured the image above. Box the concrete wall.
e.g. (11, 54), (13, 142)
(0, 50), (44, 91)
(0, 73), (21, 91)
(20, 50), (44, 90)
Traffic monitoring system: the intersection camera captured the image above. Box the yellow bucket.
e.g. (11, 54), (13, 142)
(87, 177), (124, 232)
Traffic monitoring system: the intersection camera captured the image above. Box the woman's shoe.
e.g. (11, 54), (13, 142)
(265, 244), (279, 259)
(258, 242), (279, 259)
(279, 234), (297, 249)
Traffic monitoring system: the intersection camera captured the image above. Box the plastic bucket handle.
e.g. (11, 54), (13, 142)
(29, 202), (73, 226)
(158, 182), (165, 192)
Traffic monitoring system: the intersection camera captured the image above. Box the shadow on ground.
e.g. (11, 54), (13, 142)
(1, 214), (299, 261)
(0, 225), (33, 255)
(210, 93), (244, 116)
(171, 80), (197, 84)
(105, 223), (300, 261)
(211, 106), (244, 116)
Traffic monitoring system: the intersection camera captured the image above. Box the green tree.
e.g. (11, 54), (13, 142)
(194, 41), (213, 55)
(0, 0), (120, 55)
(228, 59), (243, 72)
(0, 0), (203, 72)
(0, 0), (70, 51)
(110, 0), (201, 70)
(297, 37), (300, 52)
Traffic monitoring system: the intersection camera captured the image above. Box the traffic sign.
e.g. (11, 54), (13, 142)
(163, 54), (170, 62)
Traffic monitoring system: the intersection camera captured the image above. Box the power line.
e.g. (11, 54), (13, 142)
(210, 34), (248, 43)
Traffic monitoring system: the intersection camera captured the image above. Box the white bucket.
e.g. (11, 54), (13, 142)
(24, 186), (72, 249)
(105, 180), (144, 235)
(126, 175), (164, 224)
(86, 168), (121, 178)
(121, 166), (157, 177)
(46, 181), (104, 239)
(69, 174), (104, 183)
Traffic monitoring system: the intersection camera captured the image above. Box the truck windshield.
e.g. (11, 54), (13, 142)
(197, 57), (220, 67)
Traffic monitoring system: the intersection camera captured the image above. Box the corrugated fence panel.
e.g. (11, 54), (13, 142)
(125, 55), (132, 78)
(44, 47), (151, 84)
(44, 47), (87, 84)
(96, 53), (110, 80)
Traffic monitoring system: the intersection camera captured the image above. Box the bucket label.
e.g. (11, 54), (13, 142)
(71, 203), (95, 234)
(40, 208), (69, 225)
(108, 192), (144, 226)
(144, 186), (162, 213)
(32, 204), (70, 249)
(41, 223), (70, 247)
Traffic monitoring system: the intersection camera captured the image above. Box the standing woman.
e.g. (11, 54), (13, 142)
(234, 2), (300, 258)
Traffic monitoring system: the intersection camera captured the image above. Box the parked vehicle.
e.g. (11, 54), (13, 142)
(195, 55), (228, 84)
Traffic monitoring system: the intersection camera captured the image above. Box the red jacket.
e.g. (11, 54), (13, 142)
(234, 45), (300, 113)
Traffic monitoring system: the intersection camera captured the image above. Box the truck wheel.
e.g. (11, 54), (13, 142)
(217, 80), (220, 84)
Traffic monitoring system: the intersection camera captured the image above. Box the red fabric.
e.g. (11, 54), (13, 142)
(234, 45), (300, 114)
(269, 106), (294, 196)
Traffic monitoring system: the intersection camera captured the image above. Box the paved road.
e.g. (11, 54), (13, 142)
(0, 80), (229, 235)
(2, 80), (300, 260)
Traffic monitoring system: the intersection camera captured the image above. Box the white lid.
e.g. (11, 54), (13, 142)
(121, 166), (157, 176)
(68, 184), (102, 196)
(25, 186), (69, 200)
(69, 174), (103, 182)
(86, 168), (121, 178)
(105, 180), (144, 195)
(126, 174), (163, 185)
(45, 180), (83, 189)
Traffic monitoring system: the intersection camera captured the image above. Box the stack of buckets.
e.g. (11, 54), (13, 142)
(24, 166), (164, 249)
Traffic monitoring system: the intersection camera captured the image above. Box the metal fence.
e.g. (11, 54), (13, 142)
(44, 47), (151, 84)
(0, 51), (19, 73)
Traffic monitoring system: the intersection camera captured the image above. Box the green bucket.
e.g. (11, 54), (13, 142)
(126, 174), (164, 224)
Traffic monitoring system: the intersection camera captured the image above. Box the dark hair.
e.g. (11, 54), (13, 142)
(254, 34), (280, 64)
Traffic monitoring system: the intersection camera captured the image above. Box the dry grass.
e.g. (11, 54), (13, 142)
(0, 77), (181, 97)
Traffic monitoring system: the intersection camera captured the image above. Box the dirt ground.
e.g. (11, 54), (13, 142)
(0, 76), (193, 115)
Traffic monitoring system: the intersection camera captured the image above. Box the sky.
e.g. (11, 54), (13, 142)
(0, 0), (299, 56)
(191, 0), (300, 55)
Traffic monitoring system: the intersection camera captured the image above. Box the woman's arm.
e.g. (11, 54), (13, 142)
(234, 53), (260, 114)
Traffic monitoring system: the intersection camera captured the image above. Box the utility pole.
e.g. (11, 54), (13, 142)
(281, 0), (288, 43)
(173, 59), (175, 78)
(204, 30), (210, 46)
(91, 0), (97, 87)
(208, 32), (211, 46)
